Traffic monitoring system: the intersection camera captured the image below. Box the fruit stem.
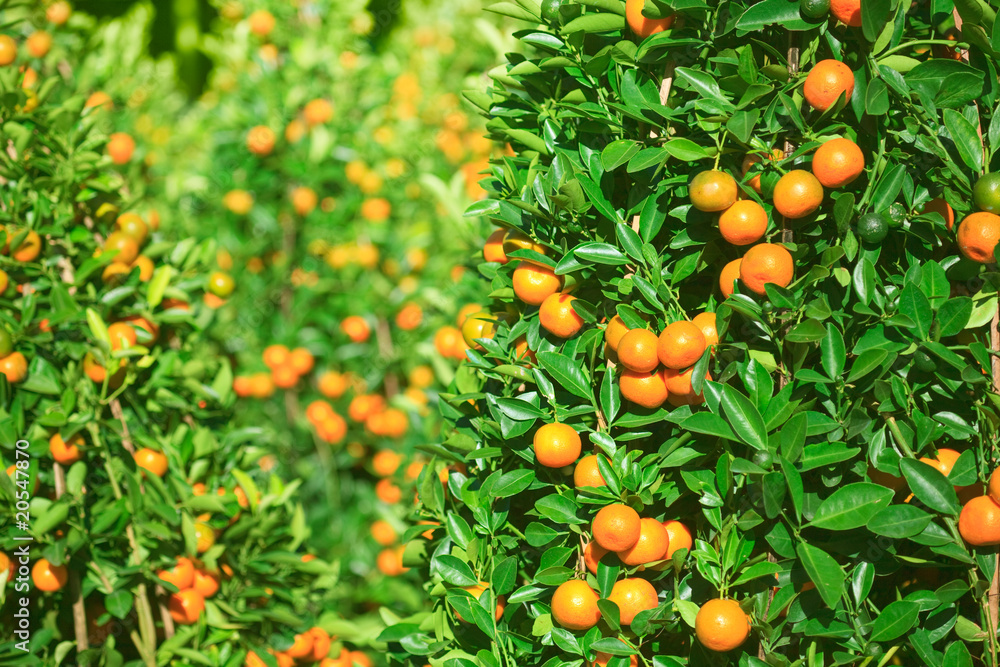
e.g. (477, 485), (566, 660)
(54, 462), (89, 652)
(882, 415), (914, 458)
(877, 39), (967, 59)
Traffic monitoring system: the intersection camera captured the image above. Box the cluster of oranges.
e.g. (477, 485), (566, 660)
(234, 344), (316, 395)
(157, 556), (220, 625)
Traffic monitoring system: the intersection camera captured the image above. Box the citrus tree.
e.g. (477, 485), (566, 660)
(73, 0), (514, 644)
(382, 0), (1000, 665)
(0, 4), (357, 666)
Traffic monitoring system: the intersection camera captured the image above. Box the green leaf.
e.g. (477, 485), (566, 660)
(796, 542), (846, 608)
(899, 458), (960, 515)
(944, 109), (985, 173)
(536, 352), (593, 400)
(147, 265), (172, 308)
(86, 308), (110, 348)
(574, 242), (629, 265)
(602, 141), (641, 171)
(820, 324), (846, 379)
(937, 297), (973, 336)
(719, 384), (768, 450)
(434, 555), (479, 586)
(493, 470), (535, 498)
(870, 600), (920, 641)
(866, 505), (934, 538)
(809, 483), (894, 530)
(898, 284), (933, 340)
(861, 0), (891, 42)
(562, 12), (626, 33)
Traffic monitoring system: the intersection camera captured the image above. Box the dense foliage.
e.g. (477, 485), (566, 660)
(382, 0), (1000, 666)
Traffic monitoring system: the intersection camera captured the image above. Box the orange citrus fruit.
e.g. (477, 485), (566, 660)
(739, 243), (794, 295)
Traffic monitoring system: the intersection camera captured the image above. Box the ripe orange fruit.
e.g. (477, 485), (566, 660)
(108, 322), (138, 351)
(223, 189), (254, 215)
(617, 517), (669, 568)
(158, 556), (196, 590)
(592, 504), (641, 551)
(272, 366), (298, 389)
(47, 1), (72, 24)
(625, 0), (674, 37)
(309, 627), (332, 661)
(923, 197), (955, 231)
(662, 520), (693, 559)
(169, 589), (205, 625)
(396, 303), (423, 330)
(574, 454), (608, 488)
(0, 352), (28, 384)
(371, 519), (397, 546)
(539, 293), (584, 338)
(919, 448), (961, 482)
(773, 170), (823, 219)
(663, 367), (710, 406)
(691, 312), (718, 347)
(619, 369), (668, 409)
(289, 348), (314, 375)
(608, 577), (658, 626)
(551, 579), (602, 631)
(33, 559), (68, 592)
(513, 261), (562, 305)
(286, 632), (315, 660)
(583, 541), (611, 575)
(107, 133), (136, 165)
(49, 433), (83, 465)
(341, 316), (371, 342)
(0, 36), (15, 66)
(435, 326), (465, 359)
(690, 170), (737, 212)
(989, 466), (1000, 504)
(803, 60), (855, 111)
(361, 198), (391, 222)
(719, 258), (742, 298)
(483, 228), (508, 263)
(132, 255), (154, 281)
(957, 212), (1000, 263)
(104, 231), (140, 265)
(349, 394), (385, 422)
(617, 329), (659, 373)
(318, 371), (349, 398)
(246, 125), (276, 156)
(10, 229), (42, 262)
(830, 0), (862, 26)
(291, 186), (318, 216)
(739, 243), (794, 295)
(959, 495), (1000, 546)
(812, 137), (864, 188)
(0, 552), (13, 582)
(534, 422), (582, 468)
(657, 321), (706, 370)
(376, 546), (407, 575)
(409, 365), (435, 389)
(695, 598), (750, 652)
(83, 90), (115, 111)
(191, 568), (219, 598)
(741, 149), (783, 193)
(375, 478), (402, 504)
(718, 200), (768, 246)
(27, 31), (52, 58)
(604, 315), (630, 352)
(248, 9), (275, 36)
(135, 448), (167, 477)
(263, 344), (291, 369)
(591, 653), (638, 667)
(303, 99), (334, 126)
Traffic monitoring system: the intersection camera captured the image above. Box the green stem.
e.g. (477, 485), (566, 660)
(878, 39), (965, 59)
